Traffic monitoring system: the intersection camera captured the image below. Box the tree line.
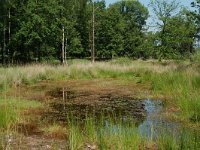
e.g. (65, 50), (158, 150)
(0, 0), (200, 64)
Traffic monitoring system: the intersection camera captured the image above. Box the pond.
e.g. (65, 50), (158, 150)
(42, 87), (200, 148)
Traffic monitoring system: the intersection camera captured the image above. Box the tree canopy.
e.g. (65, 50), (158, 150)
(0, 0), (199, 64)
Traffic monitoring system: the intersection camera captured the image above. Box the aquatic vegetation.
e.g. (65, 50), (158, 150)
(66, 114), (200, 150)
(0, 60), (199, 123)
(141, 70), (200, 123)
(67, 115), (143, 150)
(0, 60), (199, 149)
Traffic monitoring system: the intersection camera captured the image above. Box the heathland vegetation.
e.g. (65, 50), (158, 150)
(0, 0), (200, 149)
(0, 58), (200, 149)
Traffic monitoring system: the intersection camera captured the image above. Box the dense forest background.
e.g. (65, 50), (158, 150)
(0, 0), (200, 64)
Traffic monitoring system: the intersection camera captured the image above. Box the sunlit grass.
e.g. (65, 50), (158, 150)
(42, 124), (67, 139)
(0, 106), (16, 128)
(69, 125), (84, 150)
(0, 58), (199, 147)
(1, 59), (198, 91)
(156, 128), (200, 150)
(66, 114), (199, 150)
(0, 59), (199, 123)
(140, 70), (200, 123)
(67, 115), (144, 150)
(0, 97), (42, 129)
(0, 97), (43, 149)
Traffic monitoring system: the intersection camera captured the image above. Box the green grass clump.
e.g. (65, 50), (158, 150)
(67, 59), (91, 65)
(0, 107), (16, 128)
(68, 124), (84, 150)
(98, 123), (142, 150)
(139, 69), (200, 123)
(66, 115), (200, 150)
(0, 98), (42, 110)
(156, 128), (200, 150)
(67, 115), (143, 150)
(0, 97), (42, 129)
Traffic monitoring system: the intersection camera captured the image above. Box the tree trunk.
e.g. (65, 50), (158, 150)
(3, 24), (6, 64)
(65, 35), (68, 65)
(62, 26), (65, 64)
(8, 7), (11, 64)
(92, 0), (95, 63)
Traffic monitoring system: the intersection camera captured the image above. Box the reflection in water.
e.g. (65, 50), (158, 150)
(44, 88), (200, 146)
(45, 99), (146, 124)
(62, 87), (67, 115)
(45, 88), (146, 124)
(139, 99), (179, 140)
(139, 99), (200, 149)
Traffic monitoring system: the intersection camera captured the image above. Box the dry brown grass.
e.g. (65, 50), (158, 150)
(0, 59), (199, 91)
(42, 124), (67, 140)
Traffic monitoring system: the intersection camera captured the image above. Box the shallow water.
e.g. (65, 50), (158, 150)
(139, 99), (179, 139)
(44, 88), (146, 123)
(43, 87), (200, 147)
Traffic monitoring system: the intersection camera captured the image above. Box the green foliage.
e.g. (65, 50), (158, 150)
(191, 0), (200, 32)
(0, 0), (199, 62)
(0, 0), (150, 63)
(0, 98), (42, 110)
(92, 0), (149, 59)
(191, 51), (200, 62)
(69, 125), (84, 150)
(148, 0), (196, 60)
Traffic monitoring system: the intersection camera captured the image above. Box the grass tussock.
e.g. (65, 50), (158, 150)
(67, 115), (199, 150)
(142, 70), (200, 123)
(0, 59), (199, 89)
(0, 58), (200, 149)
(67, 116), (143, 150)
(0, 97), (43, 148)
(156, 128), (200, 150)
(42, 124), (67, 139)
(0, 97), (42, 129)
(0, 59), (199, 125)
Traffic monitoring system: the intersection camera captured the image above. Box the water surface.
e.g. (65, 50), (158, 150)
(43, 87), (200, 148)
